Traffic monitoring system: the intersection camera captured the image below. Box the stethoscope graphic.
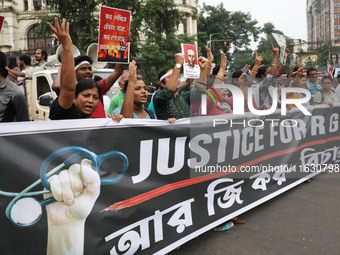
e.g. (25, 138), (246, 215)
(0, 146), (129, 227)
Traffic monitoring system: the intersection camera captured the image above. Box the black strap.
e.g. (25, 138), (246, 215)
(143, 108), (156, 119)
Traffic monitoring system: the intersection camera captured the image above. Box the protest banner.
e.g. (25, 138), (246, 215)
(98, 6), (131, 64)
(0, 105), (339, 254)
(0, 16), (4, 33)
(181, 43), (200, 79)
(272, 33), (288, 65)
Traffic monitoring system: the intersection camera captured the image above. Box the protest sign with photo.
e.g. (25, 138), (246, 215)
(272, 33), (288, 65)
(181, 43), (200, 79)
(98, 6), (131, 64)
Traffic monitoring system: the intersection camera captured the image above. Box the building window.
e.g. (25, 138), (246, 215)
(183, 18), (187, 34)
(27, 25), (52, 54)
(33, 0), (42, 11)
(24, 0), (28, 10)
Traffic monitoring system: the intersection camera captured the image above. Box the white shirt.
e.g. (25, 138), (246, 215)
(335, 85), (340, 99)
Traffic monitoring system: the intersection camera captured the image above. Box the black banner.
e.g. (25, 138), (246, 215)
(0, 106), (339, 254)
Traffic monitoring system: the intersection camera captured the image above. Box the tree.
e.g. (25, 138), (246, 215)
(256, 22), (294, 73)
(36, 0), (100, 52)
(306, 43), (330, 68)
(138, 0), (195, 83)
(137, 0), (184, 83)
(36, 0), (191, 84)
(231, 48), (254, 70)
(197, 3), (260, 62)
(262, 22), (282, 36)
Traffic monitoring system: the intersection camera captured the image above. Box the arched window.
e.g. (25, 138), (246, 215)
(27, 25), (52, 54)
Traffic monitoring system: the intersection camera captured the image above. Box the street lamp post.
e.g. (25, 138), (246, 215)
(207, 33), (219, 49)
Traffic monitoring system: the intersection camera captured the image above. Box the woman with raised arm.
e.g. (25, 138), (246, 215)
(109, 60), (156, 119)
(48, 18), (101, 120)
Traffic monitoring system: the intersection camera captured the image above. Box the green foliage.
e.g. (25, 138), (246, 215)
(262, 22), (283, 36)
(307, 43), (330, 67)
(35, 0), (99, 53)
(316, 43), (330, 66)
(231, 48), (254, 70)
(141, 0), (183, 36)
(36, 0), (186, 84)
(135, 0), (188, 84)
(139, 32), (196, 84)
(197, 3), (260, 61)
(256, 23), (294, 73)
(304, 58), (318, 67)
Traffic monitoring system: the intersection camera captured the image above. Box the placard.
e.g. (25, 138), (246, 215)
(98, 6), (131, 64)
(181, 43), (200, 78)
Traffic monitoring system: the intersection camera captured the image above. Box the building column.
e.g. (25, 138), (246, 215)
(186, 15), (192, 35)
(28, 0), (34, 11)
(41, 0), (47, 10)
(192, 18), (197, 35)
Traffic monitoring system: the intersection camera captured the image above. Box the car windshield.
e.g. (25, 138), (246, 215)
(50, 70), (114, 82)
(93, 71), (113, 80)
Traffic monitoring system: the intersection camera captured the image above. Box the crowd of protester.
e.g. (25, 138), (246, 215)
(1, 17), (340, 241)
(1, 18), (340, 124)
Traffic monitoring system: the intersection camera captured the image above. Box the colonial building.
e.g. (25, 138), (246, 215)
(0, 0), (199, 55)
(307, 0), (340, 65)
(291, 39), (318, 66)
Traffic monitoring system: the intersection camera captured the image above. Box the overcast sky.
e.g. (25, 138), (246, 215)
(199, 0), (307, 49)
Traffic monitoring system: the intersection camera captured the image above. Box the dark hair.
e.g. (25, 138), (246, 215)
(231, 70), (243, 85)
(74, 55), (93, 66)
(212, 65), (220, 76)
(256, 66), (269, 78)
(8, 57), (17, 69)
(123, 79), (129, 93)
(38, 49), (48, 61)
(151, 82), (161, 89)
(124, 79), (146, 93)
(158, 67), (172, 85)
(93, 75), (103, 83)
(321, 76), (332, 84)
(0, 51), (8, 78)
(75, 79), (101, 98)
(19, 54), (32, 66)
(306, 67), (317, 76)
(232, 70), (243, 78)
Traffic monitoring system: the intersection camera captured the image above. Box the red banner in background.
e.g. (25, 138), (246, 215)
(0, 16), (4, 33)
(98, 6), (131, 64)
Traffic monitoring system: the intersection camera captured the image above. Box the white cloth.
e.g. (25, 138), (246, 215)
(335, 85), (340, 99)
